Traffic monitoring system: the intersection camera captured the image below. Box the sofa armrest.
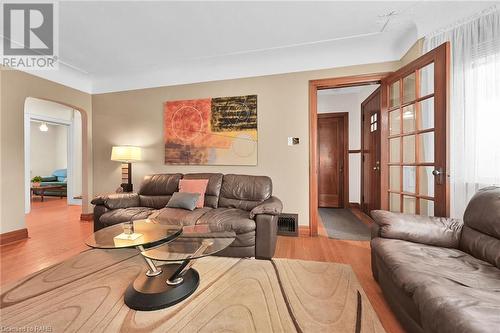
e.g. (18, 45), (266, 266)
(255, 214), (278, 259)
(91, 193), (140, 210)
(371, 210), (463, 248)
(91, 196), (106, 205)
(93, 205), (109, 232)
(249, 196), (283, 219)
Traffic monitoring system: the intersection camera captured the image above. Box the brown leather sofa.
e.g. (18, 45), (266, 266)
(91, 173), (282, 259)
(370, 186), (500, 333)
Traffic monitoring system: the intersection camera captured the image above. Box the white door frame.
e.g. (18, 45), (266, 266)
(24, 113), (81, 213)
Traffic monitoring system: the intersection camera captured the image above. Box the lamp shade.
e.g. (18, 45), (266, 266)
(111, 146), (142, 162)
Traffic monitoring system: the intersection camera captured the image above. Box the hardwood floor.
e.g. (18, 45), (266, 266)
(0, 197), (92, 287)
(0, 201), (403, 333)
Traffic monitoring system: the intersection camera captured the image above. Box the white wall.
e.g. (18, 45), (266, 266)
(317, 84), (379, 204)
(30, 122), (67, 178)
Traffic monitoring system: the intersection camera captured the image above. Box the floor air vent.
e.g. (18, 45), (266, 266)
(277, 213), (298, 237)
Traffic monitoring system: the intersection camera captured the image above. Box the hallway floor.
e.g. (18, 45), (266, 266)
(0, 197), (92, 286)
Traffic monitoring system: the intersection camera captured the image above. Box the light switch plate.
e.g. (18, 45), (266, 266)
(288, 137), (299, 146)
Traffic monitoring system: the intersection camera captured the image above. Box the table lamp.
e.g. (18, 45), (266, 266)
(111, 146), (142, 192)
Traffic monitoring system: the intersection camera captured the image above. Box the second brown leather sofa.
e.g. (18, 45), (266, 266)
(91, 173), (283, 259)
(370, 186), (500, 333)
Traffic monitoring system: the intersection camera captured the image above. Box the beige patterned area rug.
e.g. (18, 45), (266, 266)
(0, 249), (385, 332)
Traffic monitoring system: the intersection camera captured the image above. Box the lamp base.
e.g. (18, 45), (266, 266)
(120, 183), (133, 192)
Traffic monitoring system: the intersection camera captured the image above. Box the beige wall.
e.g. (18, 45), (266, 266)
(0, 69), (92, 233)
(0, 40), (423, 234)
(399, 38), (424, 67)
(92, 62), (399, 226)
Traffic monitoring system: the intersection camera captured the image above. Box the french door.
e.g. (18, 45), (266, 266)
(381, 42), (450, 217)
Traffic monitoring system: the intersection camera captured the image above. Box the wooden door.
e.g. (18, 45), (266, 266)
(381, 42), (450, 216)
(361, 88), (381, 215)
(318, 113), (347, 208)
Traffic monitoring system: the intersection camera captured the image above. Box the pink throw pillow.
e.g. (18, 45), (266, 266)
(179, 179), (209, 208)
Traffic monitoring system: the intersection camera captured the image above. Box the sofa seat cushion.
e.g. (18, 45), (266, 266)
(229, 231), (255, 248)
(150, 207), (212, 226)
(414, 283), (500, 333)
(197, 208), (255, 234)
(372, 238), (500, 297)
(99, 207), (156, 226)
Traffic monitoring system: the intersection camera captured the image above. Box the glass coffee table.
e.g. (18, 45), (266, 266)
(85, 219), (236, 311)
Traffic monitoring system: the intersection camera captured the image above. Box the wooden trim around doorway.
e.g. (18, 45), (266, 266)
(0, 228), (28, 245)
(309, 73), (390, 237)
(317, 112), (349, 211)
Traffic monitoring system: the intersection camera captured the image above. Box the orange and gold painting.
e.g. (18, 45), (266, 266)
(164, 95), (257, 165)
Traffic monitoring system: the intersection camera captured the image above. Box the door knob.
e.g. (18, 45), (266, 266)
(432, 168), (444, 185)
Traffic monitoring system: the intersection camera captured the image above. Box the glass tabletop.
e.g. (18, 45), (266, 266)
(141, 224), (236, 262)
(85, 219), (182, 249)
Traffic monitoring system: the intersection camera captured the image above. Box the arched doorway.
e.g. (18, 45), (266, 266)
(23, 97), (90, 215)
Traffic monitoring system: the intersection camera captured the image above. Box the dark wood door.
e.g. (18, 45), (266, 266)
(318, 113), (347, 208)
(381, 42), (450, 216)
(361, 88), (381, 215)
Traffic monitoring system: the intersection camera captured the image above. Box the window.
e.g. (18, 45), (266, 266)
(424, 8), (500, 217)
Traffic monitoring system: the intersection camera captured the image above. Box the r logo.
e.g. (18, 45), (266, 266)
(3, 3), (53, 56)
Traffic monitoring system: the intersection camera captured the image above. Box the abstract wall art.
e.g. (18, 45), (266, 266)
(164, 95), (257, 165)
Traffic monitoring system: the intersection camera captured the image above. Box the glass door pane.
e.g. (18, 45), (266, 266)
(402, 135), (415, 163)
(390, 81), (400, 108)
(419, 63), (434, 96)
(402, 105), (416, 133)
(418, 98), (434, 130)
(403, 73), (416, 103)
(418, 132), (434, 163)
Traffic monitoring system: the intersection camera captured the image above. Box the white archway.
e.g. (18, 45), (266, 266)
(23, 97), (89, 214)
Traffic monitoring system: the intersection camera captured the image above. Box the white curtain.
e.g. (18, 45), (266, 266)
(424, 7), (500, 218)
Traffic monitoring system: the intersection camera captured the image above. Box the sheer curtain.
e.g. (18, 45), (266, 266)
(424, 7), (500, 218)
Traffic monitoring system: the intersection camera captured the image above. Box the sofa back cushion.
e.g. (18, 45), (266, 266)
(459, 186), (500, 268)
(53, 169), (67, 182)
(218, 174), (272, 211)
(183, 173), (223, 208)
(138, 173), (182, 209)
(52, 169), (67, 178)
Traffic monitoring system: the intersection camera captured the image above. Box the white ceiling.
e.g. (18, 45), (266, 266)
(18, 1), (497, 93)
